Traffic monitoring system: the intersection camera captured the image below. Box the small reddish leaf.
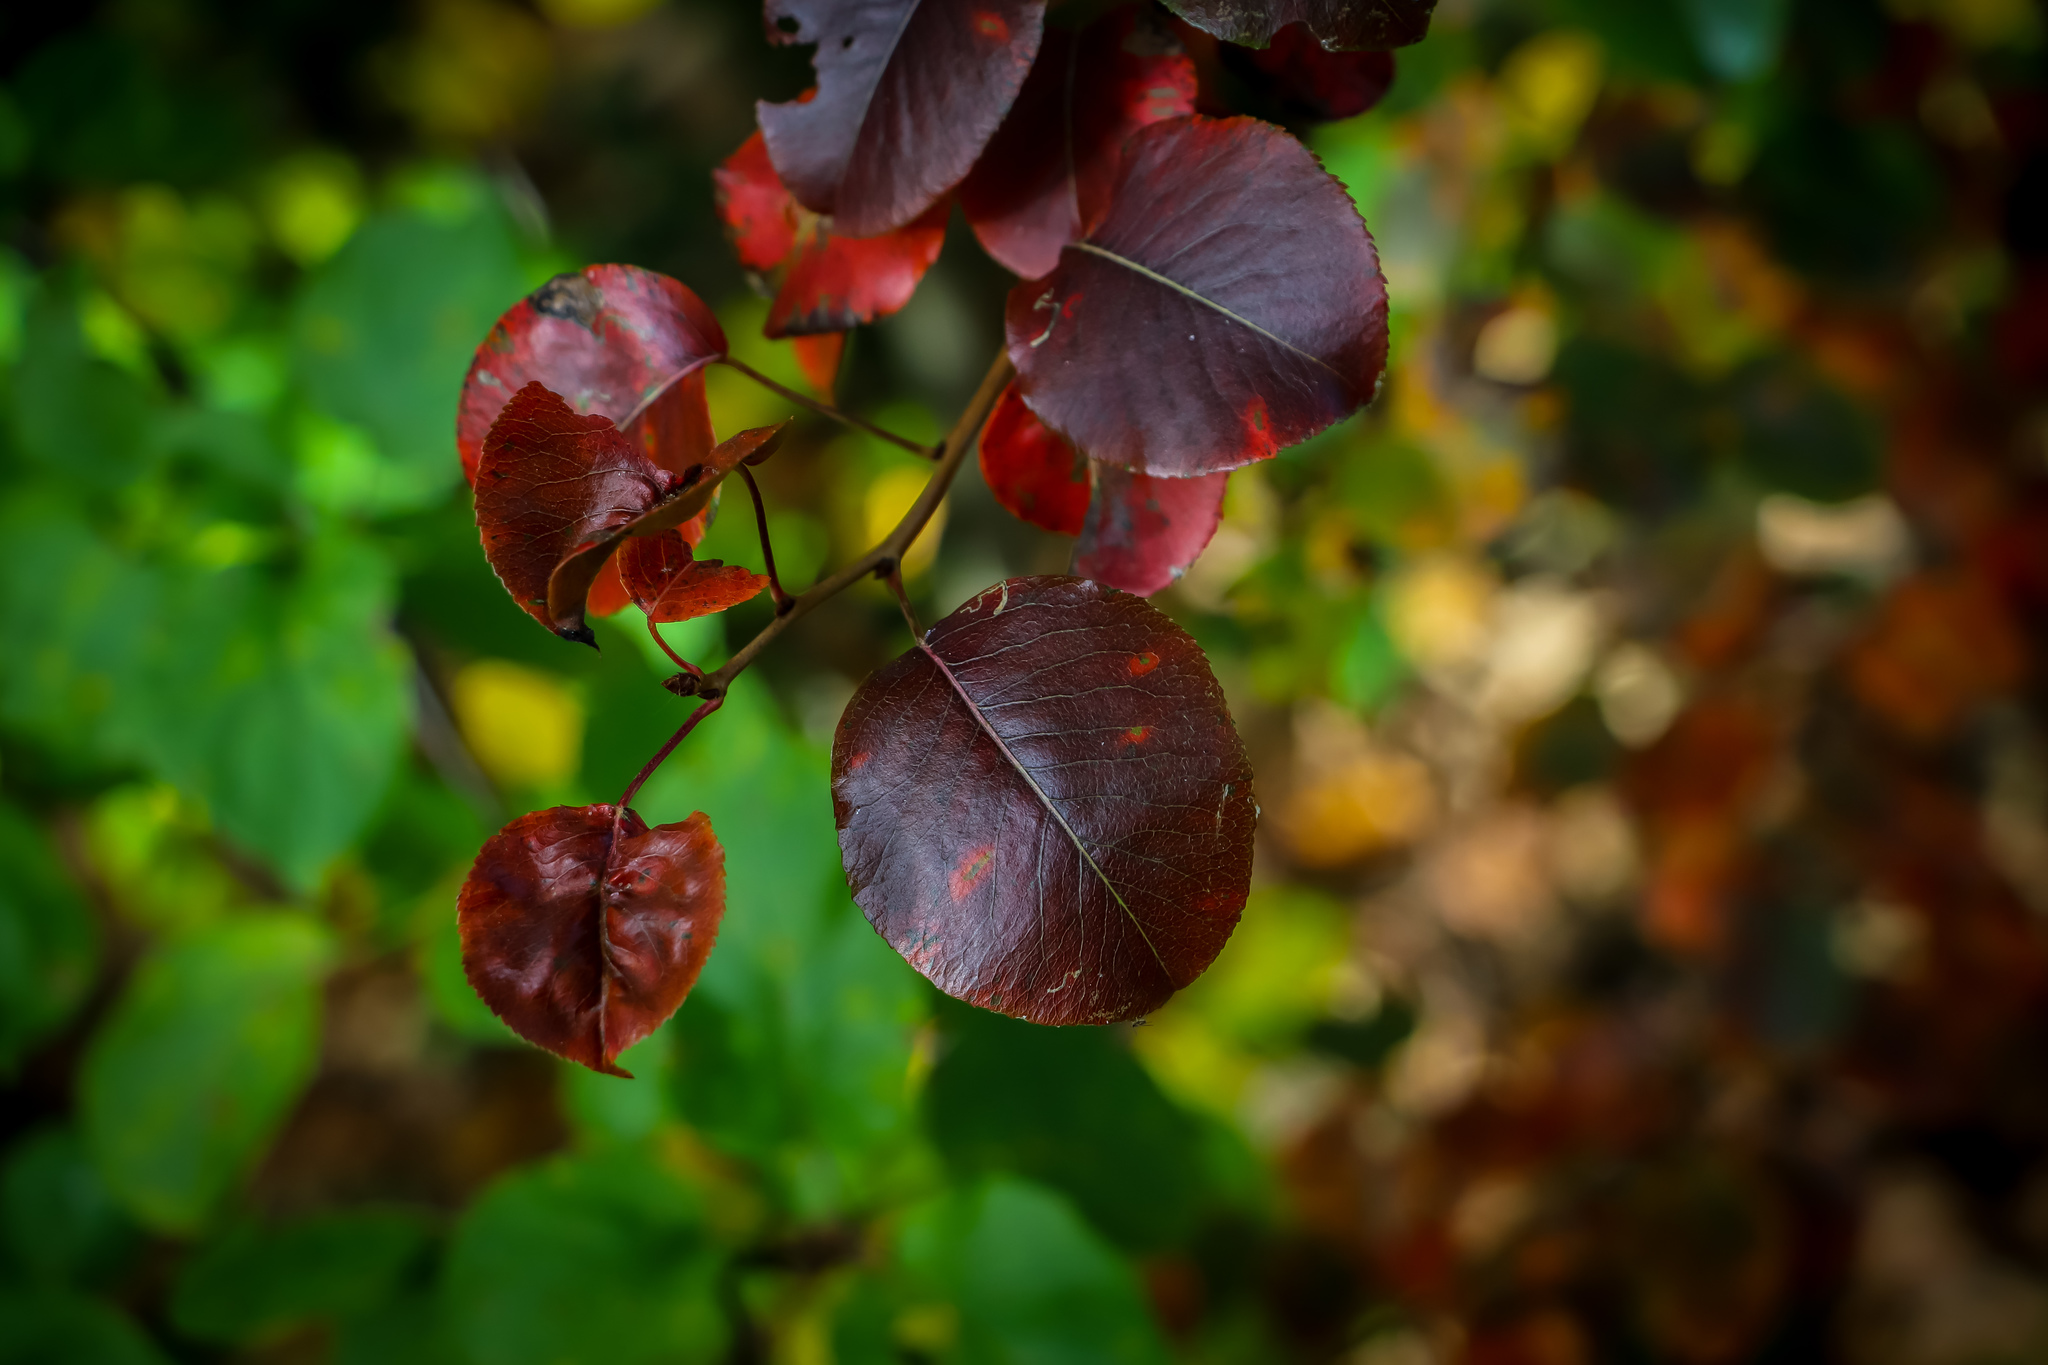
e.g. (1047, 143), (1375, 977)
(758, 0), (1047, 236)
(1006, 115), (1386, 477)
(1162, 0), (1435, 51)
(459, 804), (724, 1076)
(1221, 21), (1395, 122)
(714, 130), (948, 338)
(959, 7), (1196, 279)
(791, 333), (846, 399)
(1074, 462), (1228, 597)
(458, 265), (726, 485)
(618, 531), (770, 624)
(832, 575), (1255, 1024)
(978, 381), (1090, 535)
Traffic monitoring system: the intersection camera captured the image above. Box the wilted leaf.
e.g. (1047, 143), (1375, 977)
(714, 130), (948, 337)
(456, 264), (726, 485)
(832, 576), (1254, 1024)
(1006, 116), (1387, 476)
(617, 531), (769, 624)
(758, 0), (1047, 237)
(458, 803), (724, 1076)
(959, 7), (1196, 279)
(978, 381), (1090, 535)
(1220, 21), (1396, 121)
(1075, 461), (1228, 597)
(1161, 0), (1436, 51)
(0, 805), (98, 1077)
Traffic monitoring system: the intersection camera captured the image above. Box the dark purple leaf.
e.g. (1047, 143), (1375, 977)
(1221, 21), (1395, 121)
(459, 804), (724, 1076)
(758, 0), (1047, 237)
(1161, 0), (1435, 51)
(1005, 115), (1387, 477)
(832, 575), (1255, 1025)
(1075, 462), (1228, 597)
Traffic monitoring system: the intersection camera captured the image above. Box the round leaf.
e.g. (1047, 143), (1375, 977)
(1074, 461), (1227, 597)
(831, 576), (1254, 1025)
(978, 381), (1090, 535)
(1160, 0), (1436, 51)
(1220, 21), (1396, 122)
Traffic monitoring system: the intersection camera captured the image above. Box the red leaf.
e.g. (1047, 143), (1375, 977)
(457, 264), (726, 486)
(978, 381), (1090, 535)
(757, 0), (1047, 237)
(459, 804), (724, 1076)
(959, 7), (1196, 279)
(617, 531), (770, 624)
(1161, 0), (1435, 51)
(1221, 21), (1395, 121)
(832, 575), (1255, 1024)
(792, 332), (846, 399)
(475, 383), (785, 641)
(714, 130), (949, 338)
(1074, 462), (1228, 597)
(1005, 116), (1386, 477)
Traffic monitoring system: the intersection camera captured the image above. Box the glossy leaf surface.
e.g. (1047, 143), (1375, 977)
(978, 381), (1090, 535)
(758, 0), (1047, 237)
(458, 804), (724, 1076)
(1221, 20), (1395, 121)
(456, 264), (725, 485)
(959, 8), (1196, 279)
(1006, 116), (1387, 476)
(617, 531), (769, 624)
(714, 130), (947, 337)
(1162, 0), (1435, 50)
(832, 576), (1254, 1024)
(1074, 461), (1228, 597)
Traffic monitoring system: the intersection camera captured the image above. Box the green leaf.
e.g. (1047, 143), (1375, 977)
(0, 1288), (166, 1365)
(10, 277), (154, 489)
(79, 916), (332, 1233)
(0, 804), (98, 1074)
(896, 1176), (1171, 1365)
(169, 1209), (432, 1344)
(442, 1151), (725, 1365)
(0, 1127), (138, 1288)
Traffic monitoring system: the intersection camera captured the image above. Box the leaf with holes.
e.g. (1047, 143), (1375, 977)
(618, 531), (770, 624)
(832, 575), (1254, 1024)
(959, 7), (1196, 280)
(457, 264), (726, 486)
(1006, 116), (1386, 477)
(1075, 462), (1228, 597)
(758, 0), (1047, 237)
(1221, 21), (1395, 121)
(979, 381), (1090, 535)
(1161, 0), (1435, 51)
(474, 383), (784, 642)
(714, 129), (948, 338)
(459, 805), (724, 1076)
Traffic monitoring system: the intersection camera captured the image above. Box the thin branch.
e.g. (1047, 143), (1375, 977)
(737, 465), (791, 612)
(613, 697), (724, 828)
(696, 348), (1015, 701)
(884, 567), (922, 640)
(717, 355), (936, 459)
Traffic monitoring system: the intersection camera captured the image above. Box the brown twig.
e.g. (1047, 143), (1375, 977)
(737, 465), (792, 612)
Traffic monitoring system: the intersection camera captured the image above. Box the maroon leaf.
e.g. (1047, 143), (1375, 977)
(459, 804), (724, 1076)
(1160, 0), (1435, 51)
(458, 265), (726, 485)
(1221, 21), (1395, 121)
(978, 381), (1090, 535)
(474, 383), (784, 641)
(757, 0), (1047, 237)
(714, 129), (948, 337)
(618, 531), (771, 624)
(1074, 462), (1228, 597)
(958, 7), (1196, 280)
(832, 575), (1255, 1024)
(1005, 115), (1386, 477)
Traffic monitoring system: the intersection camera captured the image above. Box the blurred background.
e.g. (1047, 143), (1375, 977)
(4, 0), (2048, 1361)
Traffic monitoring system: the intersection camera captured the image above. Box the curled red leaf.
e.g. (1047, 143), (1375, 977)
(978, 381), (1090, 535)
(459, 804), (725, 1076)
(457, 264), (726, 485)
(618, 531), (770, 624)
(1222, 21), (1395, 121)
(757, 0), (1047, 237)
(1074, 462), (1228, 597)
(832, 575), (1255, 1025)
(1161, 0), (1435, 51)
(959, 7), (1196, 279)
(1005, 115), (1387, 477)
(714, 130), (947, 338)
